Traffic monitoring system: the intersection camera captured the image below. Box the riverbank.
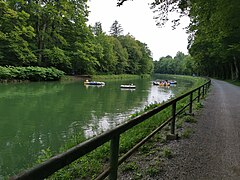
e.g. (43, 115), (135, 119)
(0, 72), (150, 84)
(92, 74), (151, 80)
(61, 74), (151, 81)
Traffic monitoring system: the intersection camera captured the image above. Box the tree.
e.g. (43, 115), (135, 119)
(0, 0), (36, 66)
(92, 22), (104, 36)
(94, 34), (117, 74)
(109, 20), (124, 37)
(118, 35), (142, 74)
(154, 52), (194, 75)
(6, 0), (93, 73)
(188, 0), (240, 79)
(174, 51), (186, 74)
(137, 41), (153, 74)
(109, 36), (128, 74)
(65, 16), (101, 74)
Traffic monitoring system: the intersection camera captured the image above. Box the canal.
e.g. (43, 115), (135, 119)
(0, 75), (193, 177)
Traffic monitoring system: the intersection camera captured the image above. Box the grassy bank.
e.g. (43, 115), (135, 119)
(60, 74), (151, 82)
(22, 75), (207, 179)
(92, 74), (151, 81)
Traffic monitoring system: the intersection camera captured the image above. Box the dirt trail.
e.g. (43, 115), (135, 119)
(118, 79), (240, 179)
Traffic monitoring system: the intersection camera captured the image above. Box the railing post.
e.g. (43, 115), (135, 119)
(207, 81), (210, 91)
(197, 87), (201, 102)
(202, 85), (205, 98)
(189, 92), (193, 114)
(171, 102), (176, 135)
(109, 134), (120, 180)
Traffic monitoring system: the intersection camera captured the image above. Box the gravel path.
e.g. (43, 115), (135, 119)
(118, 79), (240, 179)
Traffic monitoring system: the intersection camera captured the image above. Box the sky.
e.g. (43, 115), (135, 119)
(87, 0), (190, 61)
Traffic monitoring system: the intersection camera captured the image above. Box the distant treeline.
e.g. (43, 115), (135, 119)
(0, 1), (153, 76)
(153, 52), (195, 75)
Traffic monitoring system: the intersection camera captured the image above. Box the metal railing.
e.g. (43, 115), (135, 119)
(11, 79), (211, 180)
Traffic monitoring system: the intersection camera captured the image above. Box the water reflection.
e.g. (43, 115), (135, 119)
(84, 84), (105, 89)
(83, 82), (175, 138)
(120, 88), (136, 91)
(146, 84), (174, 105)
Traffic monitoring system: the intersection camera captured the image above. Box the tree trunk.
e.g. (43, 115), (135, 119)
(36, 15), (42, 65)
(37, 16), (47, 66)
(230, 63), (234, 80)
(233, 56), (239, 80)
(42, 22), (47, 66)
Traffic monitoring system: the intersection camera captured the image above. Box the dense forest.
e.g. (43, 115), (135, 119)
(188, 0), (240, 80)
(137, 0), (240, 80)
(0, 0), (153, 76)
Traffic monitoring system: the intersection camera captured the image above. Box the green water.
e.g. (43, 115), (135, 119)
(0, 75), (192, 177)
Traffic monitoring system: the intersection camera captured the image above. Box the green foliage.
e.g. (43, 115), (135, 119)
(144, 102), (160, 111)
(146, 166), (159, 177)
(49, 143), (110, 179)
(118, 34), (153, 75)
(195, 102), (204, 109)
(132, 172), (143, 179)
(154, 52), (196, 75)
(94, 33), (117, 74)
(43, 47), (71, 71)
(0, 0), (36, 66)
(36, 148), (53, 164)
(0, 66), (65, 81)
(181, 128), (193, 139)
(188, 0), (240, 80)
(176, 118), (184, 129)
(182, 115), (196, 123)
(110, 36), (129, 74)
(121, 162), (139, 172)
(162, 147), (172, 158)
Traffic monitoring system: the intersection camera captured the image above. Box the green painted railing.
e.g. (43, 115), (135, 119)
(11, 80), (211, 180)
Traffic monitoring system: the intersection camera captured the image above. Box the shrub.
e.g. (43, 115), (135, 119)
(0, 66), (65, 81)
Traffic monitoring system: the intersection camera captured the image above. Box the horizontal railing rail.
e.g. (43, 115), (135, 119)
(11, 79), (211, 180)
